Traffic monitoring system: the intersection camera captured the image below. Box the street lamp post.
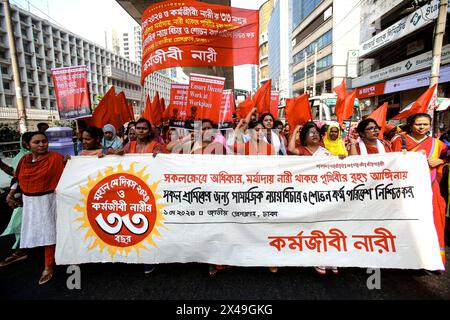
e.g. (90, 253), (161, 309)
(3, 0), (27, 133)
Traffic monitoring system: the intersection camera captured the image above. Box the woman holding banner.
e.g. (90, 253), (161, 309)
(230, 120), (275, 155)
(348, 118), (391, 155)
(288, 122), (337, 275)
(391, 113), (449, 266)
(6, 132), (66, 285)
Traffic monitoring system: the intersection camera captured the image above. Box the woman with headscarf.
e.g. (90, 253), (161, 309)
(323, 123), (348, 156)
(102, 124), (122, 154)
(0, 133), (32, 267)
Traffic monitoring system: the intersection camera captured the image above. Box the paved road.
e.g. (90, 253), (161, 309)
(0, 233), (449, 301)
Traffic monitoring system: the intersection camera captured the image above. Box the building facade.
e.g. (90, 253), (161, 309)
(268, 0), (293, 100)
(352, 0), (448, 123)
(291, 0), (361, 97)
(258, 0), (273, 86)
(0, 3), (177, 128)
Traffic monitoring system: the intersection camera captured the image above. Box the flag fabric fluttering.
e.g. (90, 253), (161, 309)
(285, 93), (311, 133)
(334, 80), (356, 124)
(391, 84), (438, 120)
(368, 102), (388, 136)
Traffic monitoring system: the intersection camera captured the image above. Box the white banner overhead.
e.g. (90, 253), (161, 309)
(359, 0), (439, 57)
(55, 153), (443, 270)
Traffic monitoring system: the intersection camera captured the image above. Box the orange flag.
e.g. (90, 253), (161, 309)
(368, 102), (388, 136)
(89, 86), (116, 129)
(236, 93), (254, 119)
(253, 80), (272, 114)
(285, 93), (311, 133)
(334, 80), (356, 124)
(391, 84), (437, 120)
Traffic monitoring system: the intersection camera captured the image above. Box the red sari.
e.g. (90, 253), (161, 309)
(15, 152), (65, 196)
(233, 141), (275, 155)
(392, 134), (449, 264)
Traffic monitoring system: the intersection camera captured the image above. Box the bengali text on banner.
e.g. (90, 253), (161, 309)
(55, 152), (443, 270)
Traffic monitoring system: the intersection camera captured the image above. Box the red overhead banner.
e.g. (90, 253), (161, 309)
(141, 0), (259, 84)
(52, 66), (92, 120)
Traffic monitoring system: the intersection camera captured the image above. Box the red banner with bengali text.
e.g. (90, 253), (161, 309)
(52, 66), (92, 120)
(141, 0), (259, 84)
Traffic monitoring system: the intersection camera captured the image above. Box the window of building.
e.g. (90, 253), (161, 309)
(293, 54), (333, 83)
(5, 95), (13, 107)
(3, 81), (10, 90)
(293, 30), (332, 66)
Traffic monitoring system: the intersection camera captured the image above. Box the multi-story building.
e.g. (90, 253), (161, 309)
(134, 25), (142, 63)
(122, 32), (130, 60)
(268, 0), (293, 100)
(291, 0), (361, 96)
(352, 0), (447, 121)
(258, 0), (273, 86)
(0, 3), (177, 128)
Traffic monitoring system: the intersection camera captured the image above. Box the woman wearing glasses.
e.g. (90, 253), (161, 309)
(288, 122), (332, 156)
(348, 118), (392, 155)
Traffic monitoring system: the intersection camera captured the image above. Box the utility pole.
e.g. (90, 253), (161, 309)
(3, 0), (27, 133)
(303, 52), (307, 94)
(429, 0), (448, 134)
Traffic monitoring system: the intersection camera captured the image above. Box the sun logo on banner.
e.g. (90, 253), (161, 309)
(74, 163), (166, 258)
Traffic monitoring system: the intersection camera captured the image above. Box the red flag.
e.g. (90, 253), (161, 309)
(284, 93), (311, 133)
(89, 86), (116, 129)
(127, 102), (135, 123)
(236, 93), (254, 119)
(368, 102), (388, 136)
(163, 104), (172, 122)
(114, 91), (134, 129)
(151, 92), (163, 126)
(141, 96), (153, 122)
(254, 80), (272, 114)
(391, 84), (437, 120)
(334, 80), (356, 124)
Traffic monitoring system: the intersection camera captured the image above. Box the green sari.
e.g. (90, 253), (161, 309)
(1, 136), (30, 249)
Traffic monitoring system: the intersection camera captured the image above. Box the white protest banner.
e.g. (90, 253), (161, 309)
(56, 152), (443, 270)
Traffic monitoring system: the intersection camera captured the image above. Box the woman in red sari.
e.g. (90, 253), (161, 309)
(391, 113), (449, 266)
(6, 132), (65, 285)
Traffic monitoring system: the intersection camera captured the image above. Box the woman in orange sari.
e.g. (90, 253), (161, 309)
(391, 113), (449, 266)
(6, 132), (65, 285)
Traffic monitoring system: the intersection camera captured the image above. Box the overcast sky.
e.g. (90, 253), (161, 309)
(11, 0), (268, 90)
